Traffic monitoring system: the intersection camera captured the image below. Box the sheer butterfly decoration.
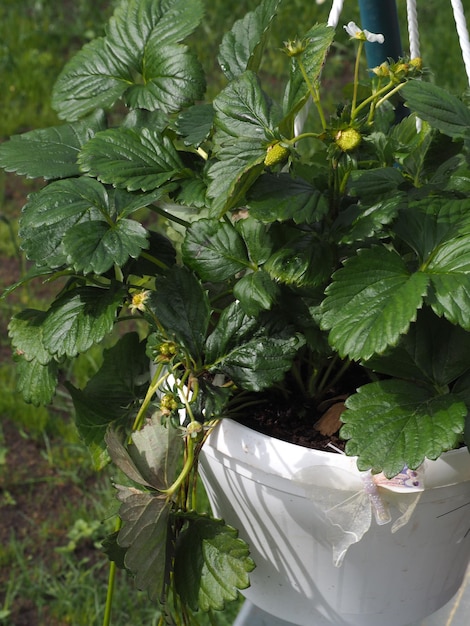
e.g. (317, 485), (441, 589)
(294, 446), (424, 566)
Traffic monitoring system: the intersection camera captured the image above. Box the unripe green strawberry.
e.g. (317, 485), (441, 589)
(335, 127), (362, 152)
(264, 142), (290, 166)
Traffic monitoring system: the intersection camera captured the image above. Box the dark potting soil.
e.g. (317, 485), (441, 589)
(234, 392), (347, 453)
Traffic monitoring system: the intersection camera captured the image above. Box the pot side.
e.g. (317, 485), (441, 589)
(199, 418), (470, 626)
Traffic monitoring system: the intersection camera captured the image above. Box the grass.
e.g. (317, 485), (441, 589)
(0, 0), (469, 624)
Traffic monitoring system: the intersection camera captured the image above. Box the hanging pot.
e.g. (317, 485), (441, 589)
(199, 418), (470, 626)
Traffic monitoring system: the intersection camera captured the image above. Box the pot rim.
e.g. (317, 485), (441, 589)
(202, 417), (470, 492)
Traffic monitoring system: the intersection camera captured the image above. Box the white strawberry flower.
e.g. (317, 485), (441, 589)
(344, 21), (385, 44)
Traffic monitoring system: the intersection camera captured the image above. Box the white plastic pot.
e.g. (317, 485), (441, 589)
(198, 418), (470, 626)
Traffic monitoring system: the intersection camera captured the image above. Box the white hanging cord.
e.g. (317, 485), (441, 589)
(450, 0), (470, 86)
(406, 0), (421, 60)
(326, 0), (345, 28)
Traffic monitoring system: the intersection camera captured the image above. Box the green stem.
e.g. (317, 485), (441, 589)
(102, 517), (121, 626)
(298, 58), (327, 131)
(350, 40), (364, 121)
(131, 362), (169, 432)
(374, 82), (406, 109)
(147, 203), (191, 228)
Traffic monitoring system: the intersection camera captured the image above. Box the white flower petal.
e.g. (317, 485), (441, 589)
(344, 21), (362, 38)
(363, 29), (385, 44)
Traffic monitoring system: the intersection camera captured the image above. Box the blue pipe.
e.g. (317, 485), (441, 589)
(358, 0), (403, 68)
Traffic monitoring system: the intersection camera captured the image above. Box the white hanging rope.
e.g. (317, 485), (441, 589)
(326, 0), (345, 28)
(406, 0), (421, 60)
(450, 0), (470, 86)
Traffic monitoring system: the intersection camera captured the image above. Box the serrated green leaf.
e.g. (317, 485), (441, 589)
(0, 111), (106, 180)
(335, 197), (403, 246)
(182, 219), (250, 282)
(106, 0), (204, 65)
(205, 301), (261, 365)
(52, 37), (131, 120)
(365, 307), (470, 386)
(218, 0), (282, 80)
(247, 173), (329, 224)
(52, 0), (205, 120)
(9, 309), (51, 365)
(213, 71), (281, 142)
(341, 380), (467, 477)
(235, 216), (272, 265)
(19, 177), (110, 268)
(402, 81), (470, 138)
(211, 333), (304, 391)
(174, 515), (254, 611)
(322, 247), (430, 360)
(68, 333), (148, 440)
(348, 167), (405, 199)
(206, 142), (266, 216)
(175, 104), (215, 147)
(125, 42), (205, 113)
(148, 267), (210, 360)
(42, 286), (123, 358)
(106, 413), (180, 491)
(233, 270), (279, 316)
(15, 355), (58, 406)
(78, 127), (185, 192)
(115, 485), (171, 602)
(63, 218), (149, 275)
(394, 197), (470, 263)
(427, 239), (470, 328)
(282, 24), (335, 124)
(265, 231), (333, 287)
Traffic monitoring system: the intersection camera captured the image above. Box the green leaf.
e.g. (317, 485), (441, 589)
(247, 173), (329, 224)
(78, 127), (185, 192)
(233, 270), (280, 316)
(348, 167), (405, 200)
(105, 413), (181, 600)
(106, 414), (180, 491)
(174, 514), (254, 612)
(19, 177), (111, 268)
(0, 110), (106, 179)
(265, 231), (333, 287)
(321, 247), (430, 361)
(235, 216), (273, 265)
(211, 332), (304, 391)
(16, 356), (58, 406)
(206, 141), (266, 216)
(9, 309), (52, 365)
(364, 307), (470, 387)
(148, 267), (210, 360)
(394, 197), (470, 263)
(63, 218), (149, 275)
(335, 197), (402, 246)
(115, 486), (171, 602)
(282, 23), (335, 123)
(218, 0), (282, 80)
(182, 219), (250, 282)
(402, 81), (470, 138)
(67, 333), (149, 467)
(52, 37), (131, 120)
(213, 71), (280, 142)
(52, 0), (206, 120)
(205, 301), (261, 364)
(341, 380), (467, 477)
(175, 104), (215, 147)
(42, 286), (123, 358)
(426, 237), (470, 328)
(125, 42), (205, 113)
